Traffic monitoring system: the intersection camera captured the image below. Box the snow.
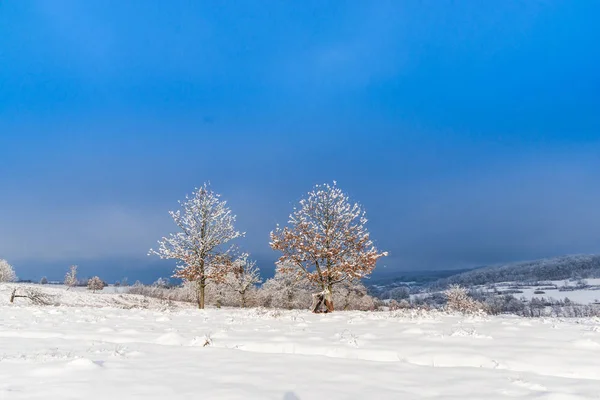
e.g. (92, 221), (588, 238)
(492, 279), (600, 304)
(2, 285), (600, 399)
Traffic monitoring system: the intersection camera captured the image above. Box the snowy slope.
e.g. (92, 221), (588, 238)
(1, 286), (600, 399)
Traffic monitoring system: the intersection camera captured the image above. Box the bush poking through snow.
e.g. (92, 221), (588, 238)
(88, 276), (105, 293)
(445, 285), (487, 314)
(389, 299), (412, 311)
(0, 259), (17, 283)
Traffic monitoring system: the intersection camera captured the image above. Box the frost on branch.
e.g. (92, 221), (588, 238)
(149, 183), (244, 309)
(0, 259), (17, 283)
(270, 182), (387, 312)
(64, 265), (78, 289)
(260, 265), (314, 310)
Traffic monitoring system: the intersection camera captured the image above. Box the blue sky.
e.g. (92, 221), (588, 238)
(1, 1), (599, 282)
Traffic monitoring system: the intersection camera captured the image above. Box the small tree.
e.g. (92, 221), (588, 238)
(225, 255), (262, 308)
(0, 259), (17, 283)
(64, 265), (78, 290)
(87, 276), (105, 293)
(40, 276), (48, 285)
(149, 183), (244, 309)
(153, 277), (170, 288)
(121, 277), (129, 287)
(270, 182), (387, 312)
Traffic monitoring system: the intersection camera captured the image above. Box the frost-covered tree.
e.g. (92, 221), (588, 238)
(40, 276), (48, 285)
(0, 259), (17, 283)
(224, 255), (262, 308)
(260, 266), (313, 309)
(87, 276), (105, 293)
(149, 183), (244, 309)
(64, 265), (78, 289)
(270, 182), (387, 312)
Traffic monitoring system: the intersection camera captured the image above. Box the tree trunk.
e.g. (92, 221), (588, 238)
(196, 279), (206, 309)
(311, 286), (334, 313)
(310, 292), (323, 313)
(324, 285), (334, 312)
(287, 290), (293, 310)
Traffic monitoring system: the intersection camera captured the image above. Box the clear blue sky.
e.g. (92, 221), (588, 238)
(1, 1), (599, 282)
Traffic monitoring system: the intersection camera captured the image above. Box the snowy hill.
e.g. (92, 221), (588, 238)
(1, 285), (600, 398)
(430, 254), (600, 289)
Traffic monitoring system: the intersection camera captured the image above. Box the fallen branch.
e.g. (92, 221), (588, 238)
(9, 288), (56, 305)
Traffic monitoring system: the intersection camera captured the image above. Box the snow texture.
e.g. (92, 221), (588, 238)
(1, 285), (600, 399)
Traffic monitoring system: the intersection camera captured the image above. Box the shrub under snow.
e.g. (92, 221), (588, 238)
(444, 285), (487, 314)
(333, 280), (376, 311)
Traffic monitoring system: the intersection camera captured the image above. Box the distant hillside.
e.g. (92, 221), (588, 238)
(366, 267), (483, 299)
(368, 268), (481, 287)
(429, 255), (600, 289)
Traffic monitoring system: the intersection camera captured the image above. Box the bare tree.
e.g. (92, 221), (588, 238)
(0, 259), (17, 283)
(64, 265), (78, 290)
(149, 183), (244, 309)
(270, 182), (387, 312)
(225, 255), (262, 307)
(87, 276), (105, 293)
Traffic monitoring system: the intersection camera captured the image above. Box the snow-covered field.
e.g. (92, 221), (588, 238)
(491, 279), (600, 304)
(1, 285), (600, 399)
